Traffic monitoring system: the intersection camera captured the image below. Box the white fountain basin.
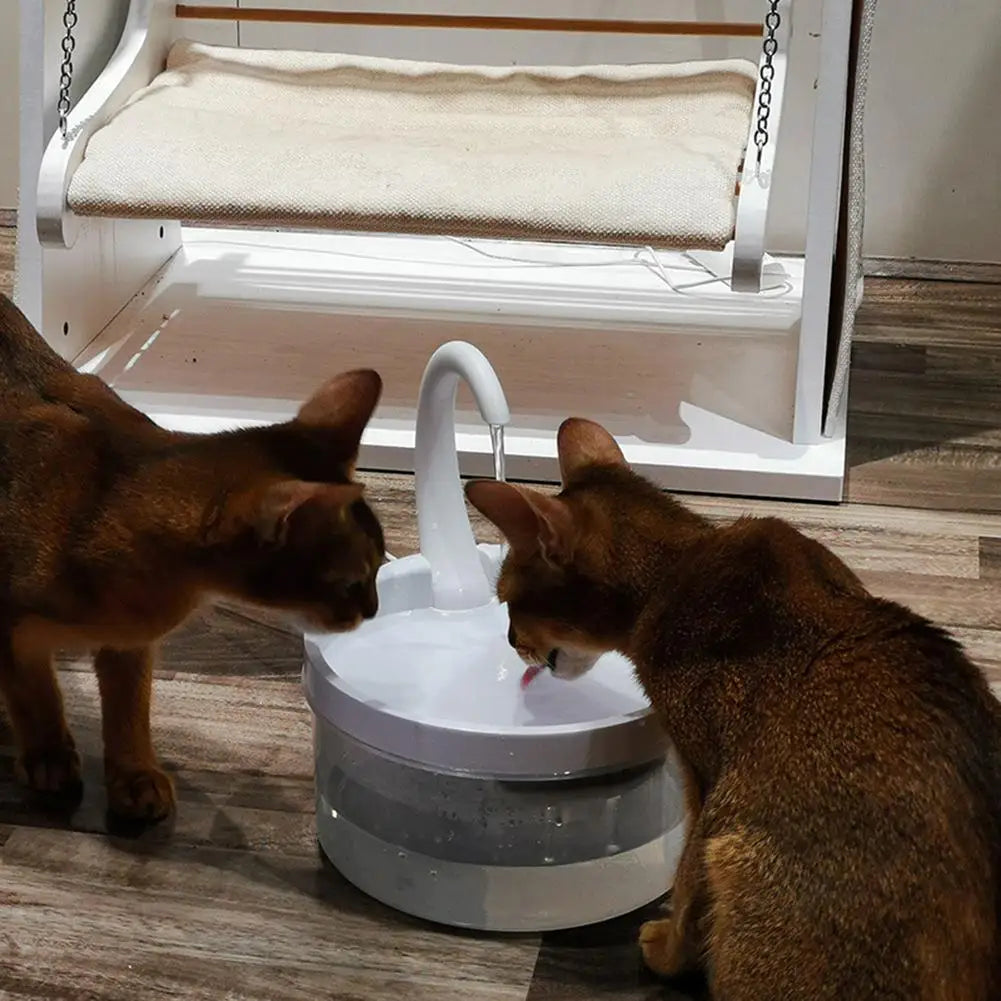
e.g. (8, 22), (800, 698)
(303, 545), (686, 932)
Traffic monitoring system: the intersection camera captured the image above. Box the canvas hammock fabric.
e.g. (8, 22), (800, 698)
(823, 0), (878, 436)
(66, 40), (757, 250)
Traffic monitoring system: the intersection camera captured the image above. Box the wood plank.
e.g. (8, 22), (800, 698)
(0, 827), (540, 1001)
(175, 6), (762, 36)
(528, 898), (709, 1001)
(846, 443), (1001, 512)
(846, 277), (1001, 511)
(856, 572), (1001, 631)
(854, 279), (1001, 341)
(0, 664), (319, 854)
(683, 495), (987, 578)
(681, 494), (1001, 537)
(364, 473), (1001, 559)
(862, 257), (1001, 285)
(52, 665), (313, 779)
(980, 537), (1001, 580)
(5, 222), (1001, 999)
(949, 626), (1001, 683)
(0, 225), (14, 300)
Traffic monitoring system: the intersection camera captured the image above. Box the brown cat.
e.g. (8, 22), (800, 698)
(0, 293), (385, 821)
(466, 417), (1001, 1001)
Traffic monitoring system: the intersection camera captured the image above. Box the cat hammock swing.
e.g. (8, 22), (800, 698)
(37, 0), (790, 294)
(19, 0), (866, 503)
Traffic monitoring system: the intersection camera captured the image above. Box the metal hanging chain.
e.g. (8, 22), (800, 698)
(58, 0), (79, 138)
(753, 0), (782, 168)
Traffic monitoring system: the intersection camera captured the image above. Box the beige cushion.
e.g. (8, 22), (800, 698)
(68, 40), (756, 250)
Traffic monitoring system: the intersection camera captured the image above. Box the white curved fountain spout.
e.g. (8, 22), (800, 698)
(415, 342), (511, 612)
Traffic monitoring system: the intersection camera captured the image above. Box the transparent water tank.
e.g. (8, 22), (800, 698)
(303, 547), (686, 932)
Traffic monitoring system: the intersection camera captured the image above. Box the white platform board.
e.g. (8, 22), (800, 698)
(70, 226), (844, 502)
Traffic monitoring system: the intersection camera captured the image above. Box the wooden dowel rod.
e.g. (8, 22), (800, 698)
(174, 6), (763, 37)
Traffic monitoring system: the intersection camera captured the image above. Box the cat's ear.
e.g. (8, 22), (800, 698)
(297, 369), (383, 457)
(465, 480), (575, 564)
(557, 418), (626, 486)
(254, 480), (365, 545)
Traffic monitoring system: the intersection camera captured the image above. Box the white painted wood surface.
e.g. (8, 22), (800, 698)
(17, 0), (850, 500)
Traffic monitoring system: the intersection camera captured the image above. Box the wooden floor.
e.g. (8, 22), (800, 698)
(848, 278), (1001, 511)
(3, 224), (1001, 1000)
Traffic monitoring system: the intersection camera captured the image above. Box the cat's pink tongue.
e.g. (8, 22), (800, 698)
(521, 663), (546, 689)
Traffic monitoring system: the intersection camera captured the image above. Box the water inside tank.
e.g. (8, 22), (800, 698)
(322, 599), (650, 733)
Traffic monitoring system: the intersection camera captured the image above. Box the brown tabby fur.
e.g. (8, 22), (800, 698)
(467, 418), (1001, 1001)
(0, 294), (384, 821)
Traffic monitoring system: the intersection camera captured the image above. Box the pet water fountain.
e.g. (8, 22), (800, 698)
(303, 342), (685, 931)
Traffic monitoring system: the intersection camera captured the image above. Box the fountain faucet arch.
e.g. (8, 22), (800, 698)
(415, 341), (510, 611)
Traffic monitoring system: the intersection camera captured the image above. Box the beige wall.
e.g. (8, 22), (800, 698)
(3, 0), (1000, 263)
(863, 0), (1001, 262)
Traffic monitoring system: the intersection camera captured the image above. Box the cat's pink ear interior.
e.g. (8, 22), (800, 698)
(465, 480), (575, 563)
(557, 417), (626, 485)
(255, 480), (364, 545)
(297, 369), (383, 456)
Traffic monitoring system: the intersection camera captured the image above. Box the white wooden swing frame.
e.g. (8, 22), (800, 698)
(17, 0), (855, 502)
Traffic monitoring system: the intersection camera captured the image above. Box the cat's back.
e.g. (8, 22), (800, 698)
(644, 511), (1001, 870)
(669, 512), (1001, 765)
(667, 518), (1001, 997)
(1, 292), (147, 413)
(0, 299), (167, 600)
(0, 294), (75, 393)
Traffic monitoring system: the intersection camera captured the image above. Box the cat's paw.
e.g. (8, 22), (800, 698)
(15, 744), (82, 797)
(639, 917), (691, 978)
(106, 764), (175, 821)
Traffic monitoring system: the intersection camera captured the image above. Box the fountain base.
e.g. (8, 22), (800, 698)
(303, 546), (686, 931)
(317, 790), (682, 932)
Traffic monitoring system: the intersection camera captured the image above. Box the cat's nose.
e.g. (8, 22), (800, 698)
(545, 649), (559, 669)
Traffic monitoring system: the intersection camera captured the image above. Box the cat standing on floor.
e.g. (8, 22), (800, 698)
(466, 417), (1001, 1001)
(0, 294), (385, 821)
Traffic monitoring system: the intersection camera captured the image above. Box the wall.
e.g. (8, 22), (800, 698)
(3, 0), (1000, 263)
(863, 0), (1001, 262)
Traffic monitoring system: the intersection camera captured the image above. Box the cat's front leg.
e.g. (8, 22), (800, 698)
(640, 810), (708, 978)
(0, 638), (81, 797)
(94, 646), (175, 821)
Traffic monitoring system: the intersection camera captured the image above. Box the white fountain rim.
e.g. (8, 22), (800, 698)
(302, 547), (665, 778)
